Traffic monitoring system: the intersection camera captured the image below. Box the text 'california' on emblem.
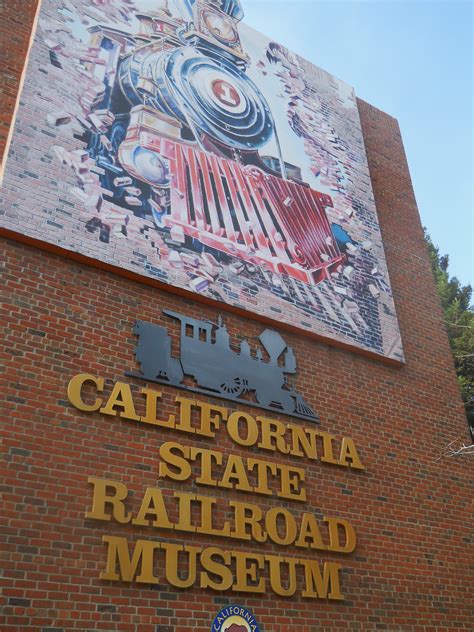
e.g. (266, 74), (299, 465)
(211, 605), (260, 632)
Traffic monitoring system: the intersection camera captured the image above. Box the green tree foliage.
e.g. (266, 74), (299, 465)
(425, 231), (474, 417)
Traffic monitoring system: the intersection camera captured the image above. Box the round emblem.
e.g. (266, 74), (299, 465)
(211, 79), (242, 108)
(211, 605), (260, 632)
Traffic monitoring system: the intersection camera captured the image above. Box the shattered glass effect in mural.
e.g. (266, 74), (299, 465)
(0, 0), (403, 361)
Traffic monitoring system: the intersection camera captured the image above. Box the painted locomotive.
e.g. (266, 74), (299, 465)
(132, 310), (317, 420)
(85, 0), (345, 284)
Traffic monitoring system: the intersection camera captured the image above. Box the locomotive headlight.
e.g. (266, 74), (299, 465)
(202, 9), (239, 45)
(131, 147), (169, 187)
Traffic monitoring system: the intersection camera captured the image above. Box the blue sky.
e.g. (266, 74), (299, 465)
(241, 0), (473, 287)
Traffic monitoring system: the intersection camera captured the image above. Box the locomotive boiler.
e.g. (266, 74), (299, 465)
(85, 0), (345, 284)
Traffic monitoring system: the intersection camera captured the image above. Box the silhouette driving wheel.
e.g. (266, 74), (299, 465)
(219, 377), (246, 397)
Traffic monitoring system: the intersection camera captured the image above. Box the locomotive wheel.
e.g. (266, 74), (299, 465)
(219, 377), (245, 397)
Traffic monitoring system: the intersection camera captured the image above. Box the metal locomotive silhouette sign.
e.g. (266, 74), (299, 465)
(128, 310), (317, 421)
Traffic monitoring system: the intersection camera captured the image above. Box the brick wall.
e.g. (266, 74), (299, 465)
(1, 1), (472, 631)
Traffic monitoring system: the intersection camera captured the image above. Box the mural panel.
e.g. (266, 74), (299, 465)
(0, 0), (404, 361)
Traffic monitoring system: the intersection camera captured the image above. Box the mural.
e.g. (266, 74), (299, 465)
(0, 0), (404, 361)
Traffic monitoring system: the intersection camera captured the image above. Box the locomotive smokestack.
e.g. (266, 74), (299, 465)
(258, 328), (287, 364)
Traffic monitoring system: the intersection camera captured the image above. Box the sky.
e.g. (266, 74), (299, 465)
(241, 0), (473, 287)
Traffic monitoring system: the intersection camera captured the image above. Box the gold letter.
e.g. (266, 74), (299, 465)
(339, 438), (365, 470)
(248, 458), (277, 497)
(317, 431), (339, 465)
(265, 508), (297, 546)
(67, 373), (103, 412)
(132, 487), (173, 529)
(200, 547), (233, 591)
(174, 397), (196, 434)
(86, 477), (131, 524)
(219, 455), (253, 493)
(191, 447), (222, 487)
(227, 411), (258, 447)
(174, 492), (196, 533)
(161, 543), (200, 589)
(325, 516), (356, 553)
(140, 388), (175, 428)
(100, 382), (140, 421)
(100, 535), (160, 583)
(159, 442), (191, 481)
(195, 402), (228, 438)
(278, 464), (307, 502)
(229, 500), (267, 543)
(288, 424), (318, 460)
(232, 551), (265, 593)
(257, 417), (290, 454)
(295, 513), (327, 550)
(266, 555), (298, 597)
(196, 495), (230, 537)
(301, 560), (344, 600)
